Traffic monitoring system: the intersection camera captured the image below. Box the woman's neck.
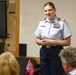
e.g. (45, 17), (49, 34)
(49, 14), (56, 22)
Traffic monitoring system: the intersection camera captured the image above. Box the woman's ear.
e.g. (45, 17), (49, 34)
(54, 8), (56, 12)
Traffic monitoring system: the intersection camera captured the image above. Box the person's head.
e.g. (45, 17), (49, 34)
(59, 46), (76, 73)
(43, 2), (56, 21)
(0, 51), (19, 75)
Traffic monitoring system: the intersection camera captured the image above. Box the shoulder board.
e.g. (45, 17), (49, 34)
(58, 18), (65, 22)
(40, 18), (46, 21)
(44, 18), (46, 20)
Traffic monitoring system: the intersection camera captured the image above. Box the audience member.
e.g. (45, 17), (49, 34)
(0, 51), (20, 75)
(59, 46), (76, 75)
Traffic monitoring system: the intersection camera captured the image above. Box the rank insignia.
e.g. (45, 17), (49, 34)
(53, 23), (60, 28)
(58, 18), (65, 22)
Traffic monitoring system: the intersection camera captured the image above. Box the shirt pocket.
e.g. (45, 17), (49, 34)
(52, 28), (59, 33)
(39, 27), (46, 31)
(49, 28), (61, 39)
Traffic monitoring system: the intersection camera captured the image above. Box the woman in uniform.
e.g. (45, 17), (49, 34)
(34, 2), (72, 75)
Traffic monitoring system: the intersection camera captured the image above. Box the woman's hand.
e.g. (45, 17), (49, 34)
(41, 39), (54, 46)
(36, 37), (71, 46)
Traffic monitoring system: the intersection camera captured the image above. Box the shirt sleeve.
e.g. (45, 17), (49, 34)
(34, 22), (41, 38)
(62, 21), (72, 39)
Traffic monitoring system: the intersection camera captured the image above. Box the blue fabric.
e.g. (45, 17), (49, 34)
(40, 46), (64, 75)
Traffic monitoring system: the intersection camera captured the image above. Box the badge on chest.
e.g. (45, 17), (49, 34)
(53, 23), (60, 28)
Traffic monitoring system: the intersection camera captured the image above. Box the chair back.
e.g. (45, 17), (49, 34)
(16, 57), (37, 75)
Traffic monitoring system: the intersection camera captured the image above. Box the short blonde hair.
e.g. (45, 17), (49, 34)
(0, 52), (19, 75)
(59, 46), (76, 68)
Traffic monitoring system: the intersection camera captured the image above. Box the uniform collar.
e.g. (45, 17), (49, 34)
(69, 69), (76, 75)
(44, 16), (59, 23)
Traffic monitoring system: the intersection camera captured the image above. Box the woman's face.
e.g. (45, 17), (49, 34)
(44, 5), (56, 20)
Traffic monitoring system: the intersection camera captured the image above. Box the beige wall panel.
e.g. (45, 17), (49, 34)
(5, 0), (16, 55)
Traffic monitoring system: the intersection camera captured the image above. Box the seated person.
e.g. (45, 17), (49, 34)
(0, 51), (20, 75)
(59, 46), (76, 75)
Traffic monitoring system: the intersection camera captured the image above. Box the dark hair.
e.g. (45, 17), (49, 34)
(43, 2), (55, 9)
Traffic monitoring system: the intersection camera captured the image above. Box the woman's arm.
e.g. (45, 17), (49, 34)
(36, 37), (42, 45)
(36, 37), (71, 46)
(36, 37), (48, 46)
(49, 37), (71, 46)
(54, 37), (71, 46)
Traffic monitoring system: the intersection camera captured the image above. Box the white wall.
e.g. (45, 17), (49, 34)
(20, 0), (76, 57)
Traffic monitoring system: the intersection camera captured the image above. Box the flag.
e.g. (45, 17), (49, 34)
(26, 59), (35, 75)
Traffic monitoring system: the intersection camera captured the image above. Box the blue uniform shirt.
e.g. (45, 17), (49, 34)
(34, 16), (72, 40)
